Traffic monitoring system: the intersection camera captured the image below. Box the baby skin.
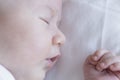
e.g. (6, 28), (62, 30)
(84, 50), (120, 80)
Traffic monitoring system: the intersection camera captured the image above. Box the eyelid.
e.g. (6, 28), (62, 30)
(39, 17), (49, 24)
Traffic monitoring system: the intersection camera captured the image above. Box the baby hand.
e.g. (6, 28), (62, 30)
(84, 49), (120, 80)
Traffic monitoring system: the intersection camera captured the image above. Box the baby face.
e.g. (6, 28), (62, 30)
(0, 0), (65, 80)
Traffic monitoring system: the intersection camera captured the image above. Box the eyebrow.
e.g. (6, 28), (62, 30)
(46, 6), (61, 26)
(46, 6), (56, 18)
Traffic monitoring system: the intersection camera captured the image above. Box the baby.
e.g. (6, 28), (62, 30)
(84, 49), (120, 80)
(0, 0), (65, 80)
(0, 0), (119, 80)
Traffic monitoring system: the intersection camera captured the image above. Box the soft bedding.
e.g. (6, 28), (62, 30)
(45, 0), (120, 80)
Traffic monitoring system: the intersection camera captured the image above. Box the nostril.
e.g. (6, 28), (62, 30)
(52, 30), (66, 46)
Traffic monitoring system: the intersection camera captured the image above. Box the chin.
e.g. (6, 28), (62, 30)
(40, 71), (47, 80)
(37, 69), (47, 80)
(28, 67), (48, 80)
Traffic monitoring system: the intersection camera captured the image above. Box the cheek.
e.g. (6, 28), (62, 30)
(3, 30), (53, 67)
(27, 34), (52, 61)
(0, 26), (52, 64)
(20, 29), (52, 60)
(25, 25), (53, 60)
(0, 11), (54, 65)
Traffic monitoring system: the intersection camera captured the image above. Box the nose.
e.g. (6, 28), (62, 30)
(52, 29), (66, 46)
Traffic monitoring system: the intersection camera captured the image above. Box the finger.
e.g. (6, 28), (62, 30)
(85, 55), (97, 65)
(91, 49), (109, 62)
(96, 54), (119, 71)
(84, 55), (100, 75)
(113, 71), (120, 79)
(84, 55), (93, 70)
(110, 62), (120, 71)
(89, 54), (99, 65)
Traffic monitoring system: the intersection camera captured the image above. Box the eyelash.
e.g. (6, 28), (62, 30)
(39, 17), (49, 24)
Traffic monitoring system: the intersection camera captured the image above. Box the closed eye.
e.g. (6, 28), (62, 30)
(39, 17), (49, 24)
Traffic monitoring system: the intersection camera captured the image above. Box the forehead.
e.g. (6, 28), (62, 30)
(25, 0), (62, 22)
(0, 0), (62, 14)
(24, 0), (62, 12)
(0, 0), (62, 23)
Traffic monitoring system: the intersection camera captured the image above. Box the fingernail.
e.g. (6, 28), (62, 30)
(100, 62), (105, 68)
(110, 65), (114, 70)
(96, 66), (101, 71)
(92, 56), (98, 61)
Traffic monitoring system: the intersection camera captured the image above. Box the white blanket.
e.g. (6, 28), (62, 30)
(45, 0), (120, 80)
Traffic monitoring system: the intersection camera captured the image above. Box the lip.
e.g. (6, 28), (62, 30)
(45, 54), (61, 70)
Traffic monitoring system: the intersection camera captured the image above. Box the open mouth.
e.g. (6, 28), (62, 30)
(45, 55), (60, 69)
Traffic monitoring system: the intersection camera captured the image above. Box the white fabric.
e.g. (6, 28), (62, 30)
(45, 0), (120, 80)
(0, 65), (15, 80)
